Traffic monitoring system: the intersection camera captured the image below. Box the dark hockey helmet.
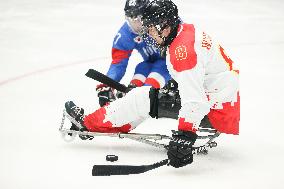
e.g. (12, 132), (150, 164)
(124, 0), (149, 18)
(142, 0), (179, 30)
(141, 0), (180, 48)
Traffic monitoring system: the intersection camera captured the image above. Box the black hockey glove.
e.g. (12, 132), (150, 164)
(167, 130), (198, 168)
(115, 83), (137, 99)
(96, 84), (116, 107)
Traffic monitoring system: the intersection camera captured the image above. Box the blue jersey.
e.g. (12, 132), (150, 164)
(106, 22), (164, 82)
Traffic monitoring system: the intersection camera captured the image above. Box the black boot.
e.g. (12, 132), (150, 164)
(65, 101), (93, 140)
(65, 101), (85, 128)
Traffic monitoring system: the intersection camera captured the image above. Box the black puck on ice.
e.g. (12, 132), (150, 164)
(106, 155), (118, 162)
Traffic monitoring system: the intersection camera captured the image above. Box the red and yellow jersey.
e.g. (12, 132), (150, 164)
(167, 23), (240, 135)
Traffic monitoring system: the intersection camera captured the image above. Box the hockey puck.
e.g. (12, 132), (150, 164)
(106, 155), (118, 162)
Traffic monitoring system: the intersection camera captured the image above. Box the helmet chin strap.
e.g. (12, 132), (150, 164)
(153, 23), (168, 47)
(161, 21), (180, 48)
(154, 19), (180, 49)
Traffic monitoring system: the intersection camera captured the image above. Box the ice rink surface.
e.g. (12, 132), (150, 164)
(0, 0), (284, 188)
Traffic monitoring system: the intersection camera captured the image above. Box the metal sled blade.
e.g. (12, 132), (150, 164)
(59, 109), (220, 153)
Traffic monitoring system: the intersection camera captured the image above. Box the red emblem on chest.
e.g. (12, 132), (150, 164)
(170, 24), (197, 72)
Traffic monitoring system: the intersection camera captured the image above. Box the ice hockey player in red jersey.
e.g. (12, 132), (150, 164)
(65, 0), (239, 168)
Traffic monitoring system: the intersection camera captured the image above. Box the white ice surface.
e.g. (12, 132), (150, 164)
(0, 0), (284, 188)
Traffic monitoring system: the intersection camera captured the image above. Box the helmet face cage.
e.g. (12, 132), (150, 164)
(139, 26), (167, 57)
(142, 0), (178, 28)
(141, 0), (179, 47)
(124, 0), (150, 34)
(141, 32), (161, 48)
(125, 15), (144, 34)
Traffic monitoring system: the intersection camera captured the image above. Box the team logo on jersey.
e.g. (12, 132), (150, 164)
(134, 36), (143, 44)
(175, 45), (188, 60)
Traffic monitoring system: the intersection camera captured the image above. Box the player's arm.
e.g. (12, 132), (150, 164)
(106, 47), (132, 82)
(165, 33), (211, 168)
(106, 23), (135, 82)
(97, 23), (135, 106)
(174, 68), (211, 132)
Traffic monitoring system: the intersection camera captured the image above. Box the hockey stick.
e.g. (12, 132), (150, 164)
(92, 159), (169, 176)
(91, 132), (220, 176)
(60, 109), (219, 176)
(85, 69), (130, 93)
(91, 144), (218, 176)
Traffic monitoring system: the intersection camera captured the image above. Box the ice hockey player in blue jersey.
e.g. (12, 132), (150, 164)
(96, 0), (171, 107)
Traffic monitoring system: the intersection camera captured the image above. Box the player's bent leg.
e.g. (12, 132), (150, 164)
(145, 59), (171, 88)
(84, 86), (151, 132)
(144, 72), (166, 88)
(130, 61), (151, 87)
(131, 74), (146, 87)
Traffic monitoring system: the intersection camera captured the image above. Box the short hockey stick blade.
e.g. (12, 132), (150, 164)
(92, 159), (169, 176)
(85, 69), (129, 93)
